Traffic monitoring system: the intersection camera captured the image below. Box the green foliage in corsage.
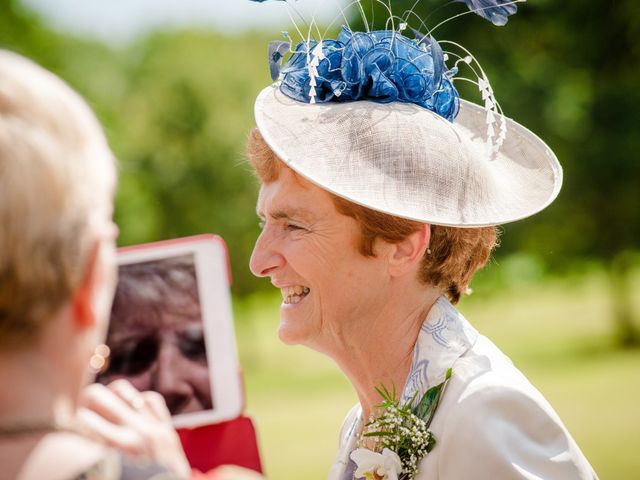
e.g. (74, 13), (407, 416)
(352, 368), (453, 480)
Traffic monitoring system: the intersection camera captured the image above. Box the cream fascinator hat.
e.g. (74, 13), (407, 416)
(252, 0), (561, 227)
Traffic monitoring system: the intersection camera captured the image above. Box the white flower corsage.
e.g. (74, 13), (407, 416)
(351, 448), (403, 480)
(350, 368), (453, 480)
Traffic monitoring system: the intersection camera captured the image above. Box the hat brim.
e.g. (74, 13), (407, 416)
(254, 85), (562, 227)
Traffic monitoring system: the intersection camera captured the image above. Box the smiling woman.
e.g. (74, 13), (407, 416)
(250, 165), (382, 348)
(245, 1), (597, 479)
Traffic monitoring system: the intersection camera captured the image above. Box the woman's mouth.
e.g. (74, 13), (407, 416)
(281, 285), (310, 305)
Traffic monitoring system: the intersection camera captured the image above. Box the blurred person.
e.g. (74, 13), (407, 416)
(98, 256), (213, 416)
(0, 48), (263, 480)
(247, 1), (598, 478)
(0, 49), (192, 479)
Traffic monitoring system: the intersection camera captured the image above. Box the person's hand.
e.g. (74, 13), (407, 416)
(202, 465), (265, 480)
(77, 379), (191, 479)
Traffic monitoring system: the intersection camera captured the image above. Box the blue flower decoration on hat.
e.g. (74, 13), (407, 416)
(455, 0), (517, 26)
(275, 27), (460, 122)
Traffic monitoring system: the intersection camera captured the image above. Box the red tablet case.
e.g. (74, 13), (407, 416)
(178, 416), (263, 475)
(120, 236), (262, 475)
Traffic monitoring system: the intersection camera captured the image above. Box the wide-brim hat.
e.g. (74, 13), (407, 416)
(254, 84), (561, 227)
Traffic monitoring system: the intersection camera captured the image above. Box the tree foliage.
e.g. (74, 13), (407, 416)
(1, 0), (272, 295)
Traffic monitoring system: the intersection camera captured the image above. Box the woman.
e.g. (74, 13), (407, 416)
(0, 49), (263, 480)
(247, 1), (597, 479)
(0, 49), (192, 480)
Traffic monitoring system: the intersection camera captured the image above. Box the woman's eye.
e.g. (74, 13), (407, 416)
(285, 223), (304, 231)
(103, 336), (159, 377)
(178, 336), (207, 363)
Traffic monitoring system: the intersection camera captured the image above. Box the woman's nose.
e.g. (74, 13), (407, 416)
(152, 343), (192, 415)
(250, 229), (285, 278)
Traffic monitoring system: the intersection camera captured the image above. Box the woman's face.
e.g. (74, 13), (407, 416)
(250, 168), (391, 353)
(100, 294), (212, 415)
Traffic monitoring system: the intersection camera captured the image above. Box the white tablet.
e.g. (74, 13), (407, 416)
(97, 234), (243, 428)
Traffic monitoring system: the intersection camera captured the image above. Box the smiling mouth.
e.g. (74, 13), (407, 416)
(281, 285), (310, 305)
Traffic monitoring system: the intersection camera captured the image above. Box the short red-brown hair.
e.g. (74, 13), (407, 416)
(247, 128), (498, 304)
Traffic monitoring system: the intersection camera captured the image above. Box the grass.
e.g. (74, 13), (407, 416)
(233, 270), (640, 479)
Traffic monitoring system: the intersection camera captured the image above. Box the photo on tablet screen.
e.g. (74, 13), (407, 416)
(98, 253), (213, 416)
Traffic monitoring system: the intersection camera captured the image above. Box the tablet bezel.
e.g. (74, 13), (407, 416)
(115, 234), (243, 428)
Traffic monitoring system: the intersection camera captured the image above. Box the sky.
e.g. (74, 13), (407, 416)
(21, 0), (351, 45)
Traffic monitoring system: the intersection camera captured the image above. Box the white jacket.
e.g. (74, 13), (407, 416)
(329, 297), (598, 480)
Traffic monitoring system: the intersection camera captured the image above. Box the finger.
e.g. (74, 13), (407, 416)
(108, 379), (149, 413)
(140, 390), (173, 422)
(108, 380), (172, 423)
(80, 382), (144, 429)
(76, 407), (147, 458)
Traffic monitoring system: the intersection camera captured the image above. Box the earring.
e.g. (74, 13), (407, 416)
(427, 248), (432, 255)
(89, 344), (111, 374)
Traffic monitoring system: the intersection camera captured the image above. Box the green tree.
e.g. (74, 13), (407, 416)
(109, 31), (273, 295)
(1, 2), (273, 295)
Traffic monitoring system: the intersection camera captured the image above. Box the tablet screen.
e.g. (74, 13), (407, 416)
(98, 253), (213, 416)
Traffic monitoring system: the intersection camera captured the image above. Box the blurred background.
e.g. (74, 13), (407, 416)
(1, 0), (639, 477)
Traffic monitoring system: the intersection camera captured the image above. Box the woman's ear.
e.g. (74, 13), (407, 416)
(387, 224), (430, 278)
(71, 240), (102, 330)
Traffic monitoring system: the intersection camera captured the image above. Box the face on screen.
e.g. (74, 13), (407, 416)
(99, 255), (213, 415)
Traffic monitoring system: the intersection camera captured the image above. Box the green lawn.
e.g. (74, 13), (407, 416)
(233, 271), (640, 479)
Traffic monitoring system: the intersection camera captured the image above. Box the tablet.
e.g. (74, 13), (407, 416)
(97, 234), (243, 428)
